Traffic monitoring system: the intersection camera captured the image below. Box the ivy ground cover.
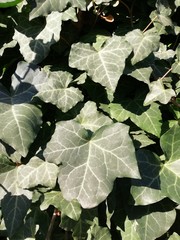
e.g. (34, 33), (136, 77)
(0, 0), (180, 239)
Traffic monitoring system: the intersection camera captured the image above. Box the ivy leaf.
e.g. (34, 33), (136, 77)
(0, 154), (15, 174)
(1, 193), (31, 238)
(144, 79), (176, 106)
(125, 29), (160, 65)
(36, 71), (84, 112)
(126, 66), (152, 85)
(30, 0), (86, 20)
(131, 149), (164, 205)
(75, 101), (112, 132)
(122, 204), (176, 240)
(168, 232), (180, 239)
(103, 94), (162, 137)
(17, 157), (59, 189)
(14, 10), (76, 64)
(44, 121), (140, 208)
(0, 62), (43, 157)
(131, 131), (155, 149)
(69, 35), (132, 93)
(0, 168), (32, 201)
(160, 125), (180, 204)
(160, 124), (180, 162)
(40, 191), (81, 221)
(0, 0), (22, 8)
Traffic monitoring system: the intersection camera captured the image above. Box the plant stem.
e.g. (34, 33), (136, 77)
(45, 209), (60, 240)
(160, 68), (172, 81)
(143, 15), (158, 33)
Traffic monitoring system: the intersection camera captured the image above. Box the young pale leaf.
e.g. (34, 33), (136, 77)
(122, 205), (175, 240)
(131, 149), (164, 205)
(44, 120), (140, 208)
(36, 71), (84, 112)
(125, 29), (160, 65)
(30, 0), (86, 20)
(126, 66), (152, 85)
(40, 191), (81, 221)
(69, 35), (132, 93)
(1, 193), (31, 238)
(75, 101), (112, 132)
(168, 232), (180, 239)
(17, 157), (59, 189)
(160, 124), (180, 162)
(131, 132), (155, 149)
(144, 79), (175, 106)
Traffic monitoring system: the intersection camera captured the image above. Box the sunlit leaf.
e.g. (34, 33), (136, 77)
(36, 71), (84, 112)
(75, 101), (112, 132)
(17, 157), (59, 189)
(69, 35), (132, 93)
(125, 29), (160, 65)
(44, 121), (140, 208)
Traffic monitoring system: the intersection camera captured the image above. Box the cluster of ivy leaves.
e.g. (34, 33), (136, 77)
(0, 0), (180, 239)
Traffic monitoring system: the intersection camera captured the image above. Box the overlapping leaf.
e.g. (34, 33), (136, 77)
(0, 154), (15, 174)
(160, 124), (180, 204)
(121, 205), (176, 240)
(75, 101), (112, 132)
(17, 157), (59, 189)
(40, 191), (81, 221)
(0, 62), (44, 156)
(131, 149), (164, 205)
(101, 94), (162, 137)
(69, 35), (132, 93)
(14, 9), (77, 64)
(125, 29), (160, 65)
(144, 79), (175, 106)
(36, 71), (84, 112)
(30, 0), (86, 20)
(44, 120), (140, 208)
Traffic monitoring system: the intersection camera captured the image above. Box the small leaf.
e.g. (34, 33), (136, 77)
(0, 154), (15, 174)
(75, 101), (112, 132)
(125, 29), (160, 65)
(40, 191), (81, 221)
(17, 157), (59, 189)
(126, 66), (152, 85)
(36, 71), (84, 112)
(168, 232), (180, 240)
(131, 131), (155, 149)
(144, 79), (175, 106)
(44, 121), (140, 208)
(69, 35), (132, 93)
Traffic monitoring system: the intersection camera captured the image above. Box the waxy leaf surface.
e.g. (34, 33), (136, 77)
(44, 121), (140, 208)
(69, 35), (132, 92)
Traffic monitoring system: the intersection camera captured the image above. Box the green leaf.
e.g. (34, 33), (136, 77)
(69, 35), (132, 93)
(0, 62), (44, 156)
(122, 204), (175, 240)
(1, 193), (31, 237)
(36, 71), (84, 112)
(0, 154), (15, 174)
(126, 65), (152, 85)
(0, 0), (22, 8)
(144, 79), (175, 106)
(75, 101), (112, 132)
(105, 94), (162, 137)
(125, 29), (160, 65)
(40, 191), (81, 221)
(17, 157), (59, 189)
(131, 149), (164, 205)
(168, 232), (180, 240)
(160, 124), (180, 162)
(0, 168), (32, 200)
(44, 121), (140, 208)
(30, 0), (86, 20)
(131, 131), (155, 149)
(14, 9), (76, 64)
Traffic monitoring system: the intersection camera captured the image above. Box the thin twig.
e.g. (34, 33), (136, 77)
(45, 209), (60, 240)
(143, 15), (158, 33)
